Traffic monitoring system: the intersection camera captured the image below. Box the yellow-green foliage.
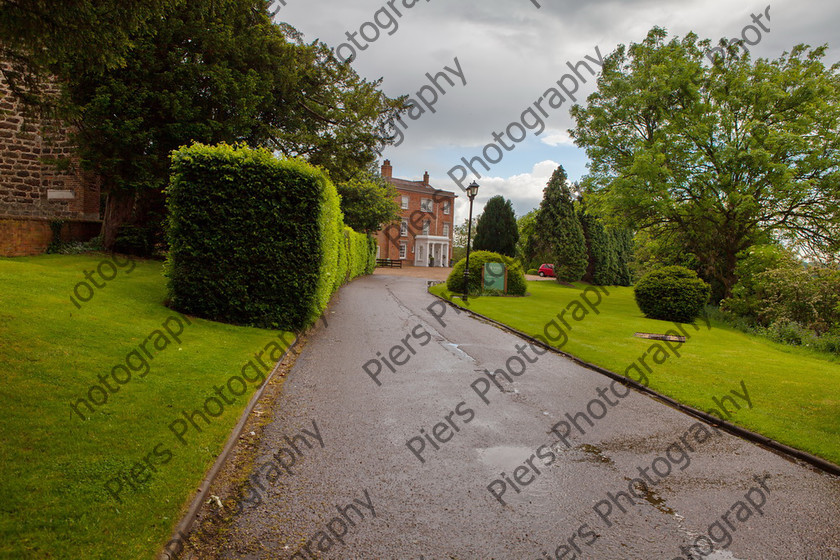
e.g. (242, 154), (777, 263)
(345, 227), (374, 281)
(319, 169), (345, 309)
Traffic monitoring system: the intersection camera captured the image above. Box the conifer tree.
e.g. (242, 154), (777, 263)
(473, 195), (519, 257)
(535, 166), (588, 282)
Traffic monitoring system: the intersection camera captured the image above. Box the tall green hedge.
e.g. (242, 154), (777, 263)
(343, 227), (375, 281)
(166, 143), (374, 330)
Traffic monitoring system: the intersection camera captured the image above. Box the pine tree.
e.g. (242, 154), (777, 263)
(472, 195), (519, 257)
(579, 202), (634, 286)
(535, 166), (588, 282)
(612, 228), (634, 286)
(579, 210), (608, 283)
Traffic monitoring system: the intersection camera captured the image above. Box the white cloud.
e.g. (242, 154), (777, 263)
(541, 130), (576, 147)
(279, 0), (840, 214)
(447, 160), (560, 225)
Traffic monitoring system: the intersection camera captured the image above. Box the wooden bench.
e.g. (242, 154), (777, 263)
(376, 258), (403, 268)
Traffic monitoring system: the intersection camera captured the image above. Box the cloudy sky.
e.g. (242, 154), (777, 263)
(275, 0), (839, 223)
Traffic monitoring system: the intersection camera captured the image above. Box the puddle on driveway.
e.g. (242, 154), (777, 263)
(476, 446), (552, 509)
(477, 446), (534, 469)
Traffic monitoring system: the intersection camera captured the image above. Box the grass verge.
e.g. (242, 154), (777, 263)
(0, 254), (292, 559)
(430, 281), (840, 466)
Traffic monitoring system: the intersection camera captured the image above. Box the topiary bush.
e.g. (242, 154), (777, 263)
(527, 268), (538, 275)
(446, 251), (526, 296)
(167, 143), (373, 331)
(634, 265), (711, 323)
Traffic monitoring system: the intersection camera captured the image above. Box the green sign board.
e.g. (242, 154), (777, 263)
(483, 262), (507, 292)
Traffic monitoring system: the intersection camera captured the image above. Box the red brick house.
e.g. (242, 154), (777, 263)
(0, 68), (101, 256)
(376, 160), (457, 267)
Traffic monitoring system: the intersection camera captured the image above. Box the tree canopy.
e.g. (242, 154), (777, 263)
(571, 27), (840, 297)
(472, 195), (519, 257)
(59, 0), (403, 248)
(337, 172), (401, 233)
(0, 0), (179, 105)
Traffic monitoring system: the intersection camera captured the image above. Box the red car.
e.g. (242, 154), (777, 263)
(538, 263), (555, 277)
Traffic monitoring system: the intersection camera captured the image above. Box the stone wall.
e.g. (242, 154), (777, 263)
(0, 67), (101, 255)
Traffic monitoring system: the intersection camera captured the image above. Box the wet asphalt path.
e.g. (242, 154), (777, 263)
(215, 275), (840, 559)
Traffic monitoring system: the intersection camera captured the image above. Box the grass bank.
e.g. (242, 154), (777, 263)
(430, 281), (840, 466)
(0, 254), (292, 559)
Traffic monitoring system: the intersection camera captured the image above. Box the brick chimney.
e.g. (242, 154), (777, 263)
(423, 171), (429, 186)
(381, 159), (392, 180)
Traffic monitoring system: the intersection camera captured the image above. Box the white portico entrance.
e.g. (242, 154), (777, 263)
(413, 235), (450, 267)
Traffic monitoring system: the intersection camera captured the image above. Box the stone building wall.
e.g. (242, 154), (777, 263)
(0, 68), (101, 256)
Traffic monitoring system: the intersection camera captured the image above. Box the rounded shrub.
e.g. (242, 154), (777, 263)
(527, 268), (538, 275)
(446, 251), (526, 296)
(634, 266), (711, 323)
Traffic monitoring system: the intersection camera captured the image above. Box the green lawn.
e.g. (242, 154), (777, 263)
(0, 254), (292, 559)
(431, 281), (840, 466)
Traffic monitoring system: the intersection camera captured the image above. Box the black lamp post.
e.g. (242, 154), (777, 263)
(462, 180), (479, 302)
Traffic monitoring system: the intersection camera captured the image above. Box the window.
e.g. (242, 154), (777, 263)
(399, 243), (407, 259)
(443, 200), (451, 215)
(420, 198), (432, 212)
(443, 223), (450, 237)
(401, 196), (409, 210)
(400, 220), (408, 237)
(422, 220), (430, 235)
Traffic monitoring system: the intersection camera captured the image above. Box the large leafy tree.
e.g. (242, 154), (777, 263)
(337, 172), (401, 233)
(62, 0), (403, 249)
(472, 195), (519, 257)
(571, 27), (840, 298)
(0, 0), (178, 105)
(535, 166), (588, 282)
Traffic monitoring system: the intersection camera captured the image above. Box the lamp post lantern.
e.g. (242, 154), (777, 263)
(463, 180), (479, 302)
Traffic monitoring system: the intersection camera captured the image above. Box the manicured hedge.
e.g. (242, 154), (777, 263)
(446, 251), (527, 296)
(166, 143), (374, 330)
(343, 227), (376, 283)
(634, 265), (711, 323)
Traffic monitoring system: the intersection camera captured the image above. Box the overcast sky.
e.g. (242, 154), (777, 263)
(275, 0), (840, 224)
